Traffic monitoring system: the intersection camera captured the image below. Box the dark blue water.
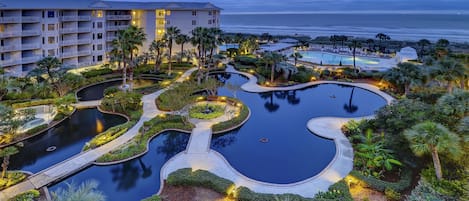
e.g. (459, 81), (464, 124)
(49, 131), (190, 201)
(210, 73), (387, 184)
(10, 109), (127, 173)
(77, 79), (159, 101)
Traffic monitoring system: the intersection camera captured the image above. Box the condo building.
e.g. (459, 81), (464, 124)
(0, 0), (221, 77)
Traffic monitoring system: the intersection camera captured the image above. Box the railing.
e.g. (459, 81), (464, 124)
(0, 31), (22, 38)
(21, 56), (41, 64)
(106, 25), (129, 31)
(21, 43), (42, 50)
(61, 39), (77, 46)
(106, 36), (117, 42)
(77, 28), (92, 33)
(22, 16), (41, 23)
(1, 59), (21, 66)
(78, 61), (93, 67)
(77, 39), (92, 45)
(61, 51), (78, 58)
(0, 45), (21, 52)
(78, 16), (92, 21)
(106, 15), (132, 20)
(77, 50), (92, 56)
(61, 16), (78, 21)
(0, 17), (21, 23)
(22, 30), (41, 36)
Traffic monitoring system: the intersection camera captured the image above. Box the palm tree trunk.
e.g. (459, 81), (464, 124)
(2, 156), (9, 178)
(168, 43), (173, 75)
(431, 147), (443, 180)
(122, 56), (127, 88)
(180, 43), (184, 63)
(270, 64), (275, 83)
(353, 47), (357, 72)
(447, 81), (453, 93)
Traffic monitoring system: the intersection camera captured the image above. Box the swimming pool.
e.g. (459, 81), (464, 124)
(298, 51), (396, 70)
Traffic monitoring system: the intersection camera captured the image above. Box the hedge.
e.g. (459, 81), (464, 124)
(212, 100), (249, 132)
(82, 68), (114, 78)
(11, 99), (55, 109)
(350, 168), (413, 192)
(82, 121), (133, 151)
(166, 168), (233, 195)
(8, 189), (40, 201)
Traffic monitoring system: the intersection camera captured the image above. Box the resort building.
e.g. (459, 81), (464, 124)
(0, 0), (221, 76)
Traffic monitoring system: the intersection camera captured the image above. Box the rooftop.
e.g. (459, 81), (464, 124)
(0, 0), (222, 10)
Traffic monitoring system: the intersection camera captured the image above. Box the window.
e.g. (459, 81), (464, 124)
(1, 40), (3, 46)
(97, 22), (103, 29)
(48, 37), (55, 44)
(192, 20), (196, 26)
(208, 11), (212, 16)
(47, 11), (55, 18)
(93, 10), (103, 18)
(97, 33), (103, 39)
(208, 20), (212, 25)
(48, 24), (55, 31)
(157, 19), (165, 25)
(97, 44), (103, 50)
(192, 11), (197, 16)
(166, 10), (171, 16)
(166, 20), (170, 25)
(97, 55), (103, 61)
(48, 49), (55, 56)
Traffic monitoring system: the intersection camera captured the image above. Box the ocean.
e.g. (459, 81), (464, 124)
(220, 14), (469, 43)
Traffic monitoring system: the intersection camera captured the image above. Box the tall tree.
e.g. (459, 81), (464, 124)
(290, 52), (303, 66)
(0, 146), (18, 178)
(149, 40), (166, 72)
(175, 34), (190, 63)
(417, 39), (431, 61)
(164, 26), (181, 75)
(125, 26), (146, 88)
(435, 59), (466, 93)
(349, 40), (362, 71)
(384, 62), (424, 95)
(366, 39), (374, 52)
(404, 121), (461, 180)
(435, 38), (450, 59)
(375, 33), (391, 53)
(36, 57), (64, 95)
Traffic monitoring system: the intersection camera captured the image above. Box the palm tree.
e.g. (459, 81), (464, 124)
(205, 28), (223, 66)
(164, 26), (181, 75)
(149, 39), (166, 72)
(112, 29), (131, 87)
(366, 39), (374, 52)
(339, 35), (348, 48)
(404, 121), (461, 180)
(175, 34), (190, 63)
(349, 40), (362, 72)
(343, 87), (358, 113)
(126, 26), (146, 88)
(375, 33), (391, 53)
(52, 180), (105, 201)
(0, 146), (18, 178)
(270, 52), (285, 83)
(384, 62), (424, 95)
(290, 52), (303, 66)
(436, 59), (466, 93)
(417, 39), (431, 62)
(329, 35), (339, 49)
(36, 57), (64, 95)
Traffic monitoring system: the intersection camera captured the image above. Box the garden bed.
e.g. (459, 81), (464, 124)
(189, 103), (225, 120)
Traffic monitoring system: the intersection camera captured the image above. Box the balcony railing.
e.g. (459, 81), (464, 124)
(106, 36), (117, 42)
(1, 59), (21, 66)
(61, 51), (78, 58)
(61, 16), (78, 21)
(106, 25), (129, 31)
(21, 56), (41, 64)
(0, 17), (21, 23)
(21, 43), (42, 50)
(106, 15), (132, 20)
(77, 28), (92, 33)
(77, 61), (93, 67)
(22, 30), (41, 36)
(77, 50), (92, 56)
(0, 31), (22, 38)
(22, 16), (41, 23)
(0, 45), (21, 52)
(78, 16), (92, 21)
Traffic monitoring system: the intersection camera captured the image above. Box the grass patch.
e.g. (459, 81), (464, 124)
(8, 189), (40, 201)
(212, 99), (249, 132)
(82, 121), (133, 151)
(0, 171), (27, 191)
(189, 104), (224, 120)
(96, 115), (193, 163)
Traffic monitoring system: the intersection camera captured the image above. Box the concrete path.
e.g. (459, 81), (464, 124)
(159, 65), (395, 198)
(72, 100), (101, 109)
(0, 68), (197, 200)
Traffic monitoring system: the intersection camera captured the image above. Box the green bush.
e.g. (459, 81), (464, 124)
(166, 168), (233, 195)
(8, 189), (40, 201)
(11, 99), (55, 109)
(83, 121), (133, 151)
(341, 120), (362, 136)
(313, 180), (353, 201)
(212, 100), (249, 132)
(234, 55), (259, 66)
(103, 86), (120, 96)
(291, 67), (318, 83)
(189, 104), (224, 120)
(0, 171), (27, 190)
(82, 68), (113, 78)
(420, 167), (467, 199)
(100, 91), (142, 116)
(22, 124), (48, 135)
(140, 195), (161, 201)
(350, 168), (412, 192)
(385, 188), (401, 201)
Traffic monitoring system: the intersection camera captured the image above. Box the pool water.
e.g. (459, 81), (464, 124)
(299, 51), (381, 67)
(77, 79), (159, 101)
(210, 73), (386, 184)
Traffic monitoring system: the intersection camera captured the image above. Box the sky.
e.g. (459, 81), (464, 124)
(110, 0), (469, 14)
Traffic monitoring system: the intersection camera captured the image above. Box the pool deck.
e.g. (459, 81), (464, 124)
(159, 65), (394, 198)
(0, 68), (198, 200)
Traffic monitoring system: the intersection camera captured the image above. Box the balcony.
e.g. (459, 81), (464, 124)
(77, 39), (92, 45)
(61, 51), (78, 58)
(77, 61), (93, 67)
(21, 30), (41, 37)
(61, 16), (78, 21)
(0, 31), (22, 38)
(106, 15), (132, 21)
(1, 59), (22, 66)
(0, 45), (21, 52)
(61, 39), (92, 46)
(21, 43), (42, 50)
(77, 50), (92, 56)
(77, 28), (92, 33)
(107, 25), (129, 31)
(22, 16), (41, 23)
(21, 56), (41, 64)
(0, 17), (21, 23)
(78, 16), (92, 21)
(106, 36), (117, 42)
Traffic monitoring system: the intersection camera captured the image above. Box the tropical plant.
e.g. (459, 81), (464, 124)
(52, 180), (105, 201)
(435, 38), (450, 59)
(290, 52), (303, 66)
(175, 34), (190, 63)
(0, 146), (19, 178)
(0, 104), (35, 134)
(434, 89), (469, 129)
(349, 40), (362, 71)
(366, 39), (374, 51)
(404, 121), (462, 180)
(164, 26), (181, 75)
(353, 130), (402, 178)
(384, 62), (425, 95)
(434, 59), (466, 93)
(417, 39), (431, 61)
(375, 33), (391, 53)
(149, 39), (166, 72)
(239, 36), (258, 55)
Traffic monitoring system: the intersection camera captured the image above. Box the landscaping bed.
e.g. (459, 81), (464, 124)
(212, 99), (249, 133)
(0, 171), (27, 191)
(189, 103), (225, 120)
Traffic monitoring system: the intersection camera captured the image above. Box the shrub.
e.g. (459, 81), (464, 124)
(103, 86), (120, 96)
(342, 120), (362, 136)
(212, 100), (249, 132)
(407, 179), (446, 201)
(140, 195), (161, 201)
(385, 188), (401, 201)
(22, 124), (48, 135)
(166, 168), (233, 195)
(0, 171), (27, 190)
(234, 55), (259, 66)
(11, 99), (55, 109)
(420, 167), (467, 199)
(350, 168), (412, 192)
(313, 180), (353, 201)
(189, 104), (224, 120)
(82, 68), (113, 78)
(237, 187), (313, 201)
(83, 121), (133, 151)
(8, 189), (40, 201)
(100, 91), (142, 116)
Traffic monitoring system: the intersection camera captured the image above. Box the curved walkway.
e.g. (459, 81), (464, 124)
(0, 68), (197, 200)
(159, 65), (394, 198)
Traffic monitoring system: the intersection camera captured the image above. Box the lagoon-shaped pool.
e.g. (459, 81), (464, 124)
(299, 50), (396, 70)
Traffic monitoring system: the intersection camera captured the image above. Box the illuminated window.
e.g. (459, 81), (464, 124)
(158, 19), (165, 25)
(94, 10), (103, 18)
(0, 24), (5, 32)
(166, 10), (171, 16)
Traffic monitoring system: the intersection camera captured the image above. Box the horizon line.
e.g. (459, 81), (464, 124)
(222, 10), (469, 15)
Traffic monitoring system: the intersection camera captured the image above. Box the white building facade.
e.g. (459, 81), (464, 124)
(0, 0), (221, 76)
